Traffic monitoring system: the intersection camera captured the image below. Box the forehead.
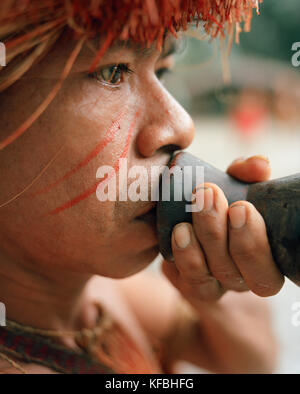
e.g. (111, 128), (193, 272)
(89, 33), (180, 60)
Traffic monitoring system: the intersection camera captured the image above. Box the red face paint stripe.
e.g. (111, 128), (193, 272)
(95, 111), (137, 196)
(48, 112), (138, 215)
(32, 111), (124, 196)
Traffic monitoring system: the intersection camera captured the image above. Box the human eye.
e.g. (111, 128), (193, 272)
(91, 63), (133, 87)
(155, 67), (171, 80)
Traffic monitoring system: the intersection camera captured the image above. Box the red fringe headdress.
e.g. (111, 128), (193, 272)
(0, 0), (262, 150)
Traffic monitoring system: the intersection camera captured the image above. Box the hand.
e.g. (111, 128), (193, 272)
(161, 155), (284, 308)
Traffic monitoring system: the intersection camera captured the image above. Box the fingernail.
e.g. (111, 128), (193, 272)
(247, 155), (270, 164)
(232, 156), (247, 164)
(174, 223), (191, 249)
(196, 187), (214, 212)
(229, 205), (246, 229)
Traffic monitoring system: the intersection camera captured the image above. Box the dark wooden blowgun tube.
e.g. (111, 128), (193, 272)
(156, 152), (300, 286)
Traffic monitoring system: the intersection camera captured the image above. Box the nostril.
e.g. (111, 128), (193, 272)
(161, 144), (181, 154)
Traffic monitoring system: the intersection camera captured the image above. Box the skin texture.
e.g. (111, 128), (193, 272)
(0, 33), (283, 373)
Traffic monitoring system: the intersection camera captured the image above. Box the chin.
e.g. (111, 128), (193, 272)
(102, 245), (160, 279)
(136, 245), (160, 267)
(127, 246), (160, 276)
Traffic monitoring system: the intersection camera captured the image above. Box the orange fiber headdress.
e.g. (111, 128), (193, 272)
(0, 0), (262, 150)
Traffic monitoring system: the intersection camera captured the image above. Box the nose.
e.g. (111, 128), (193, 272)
(136, 84), (195, 157)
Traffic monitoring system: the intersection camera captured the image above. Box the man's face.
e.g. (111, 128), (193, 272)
(0, 33), (194, 278)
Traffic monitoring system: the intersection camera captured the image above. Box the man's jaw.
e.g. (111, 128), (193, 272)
(135, 202), (157, 227)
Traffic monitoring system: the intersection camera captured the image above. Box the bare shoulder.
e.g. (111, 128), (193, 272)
(115, 269), (182, 339)
(86, 268), (182, 340)
(85, 269), (181, 338)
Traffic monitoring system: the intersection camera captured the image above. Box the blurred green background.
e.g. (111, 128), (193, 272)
(166, 0), (300, 117)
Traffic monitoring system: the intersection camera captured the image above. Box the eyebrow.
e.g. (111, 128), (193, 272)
(94, 35), (179, 60)
(133, 38), (179, 59)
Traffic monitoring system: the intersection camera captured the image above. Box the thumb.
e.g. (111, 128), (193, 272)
(227, 155), (271, 183)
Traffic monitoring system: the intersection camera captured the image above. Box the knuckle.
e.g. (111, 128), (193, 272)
(183, 258), (201, 274)
(250, 283), (276, 297)
(230, 240), (258, 262)
(213, 270), (246, 289)
(181, 278), (223, 302)
(251, 278), (284, 297)
(212, 268), (237, 282)
(219, 278), (248, 292)
(184, 275), (215, 287)
(200, 222), (224, 243)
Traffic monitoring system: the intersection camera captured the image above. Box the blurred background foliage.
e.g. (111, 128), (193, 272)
(238, 0), (300, 62)
(166, 0), (300, 119)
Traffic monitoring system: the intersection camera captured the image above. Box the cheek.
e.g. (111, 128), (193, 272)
(33, 84), (121, 189)
(0, 76), (143, 268)
(26, 81), (138, 229)
(63, 79), (136, 166)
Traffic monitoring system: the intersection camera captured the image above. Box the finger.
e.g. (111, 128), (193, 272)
(171, 222), (224, 303)
(228, 201), (285, 297)
(227, 155), (271, 183)
(192, 183), (249, 292)
(161, 259), (180, 288)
